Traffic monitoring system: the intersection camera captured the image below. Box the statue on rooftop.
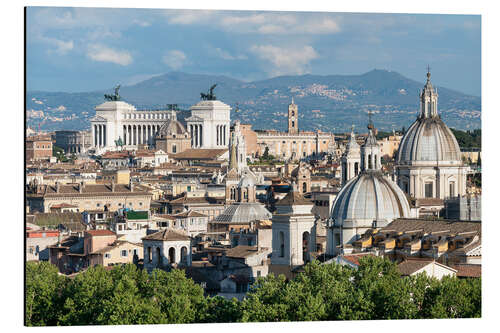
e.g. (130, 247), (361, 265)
(104, 84), (121, 101)
(200, 84), (217, 101)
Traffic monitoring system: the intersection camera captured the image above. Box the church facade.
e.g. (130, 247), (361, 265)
(255, 99), (335, 160)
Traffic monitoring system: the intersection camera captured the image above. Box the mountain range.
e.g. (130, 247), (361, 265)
(26, 69), (481, 133)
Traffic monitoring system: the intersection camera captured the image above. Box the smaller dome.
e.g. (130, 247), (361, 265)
(330, 171), (410, 227)
(157, 118), (188, 138)
(239, 173), (256, 188)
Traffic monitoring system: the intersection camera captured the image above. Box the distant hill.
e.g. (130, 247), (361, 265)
(26, 69), (481, 132)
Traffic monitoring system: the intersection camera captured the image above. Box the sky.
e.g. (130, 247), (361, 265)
(26, 7), (481, 96)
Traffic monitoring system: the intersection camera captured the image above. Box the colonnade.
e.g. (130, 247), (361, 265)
(93, 124), (106, 147)
(216, 125), (227, 146)
(122, 124), (160, 146)
(189, 124), (203, 148)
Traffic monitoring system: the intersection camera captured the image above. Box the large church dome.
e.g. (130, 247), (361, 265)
(396, 117), (461, 164)
(396, 71), (462, 165)
(331, 171), (411, 227)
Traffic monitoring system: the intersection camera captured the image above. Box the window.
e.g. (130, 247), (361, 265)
(257, 270), (261, 277)
(279, 231), (285, 257)
(172, 144), (177, 153)
(425, 182), (433, 198)
(139, 202), (143, 206)
(449, 182), (456, 197)
(96, 203), (101, 207)
(105, 253), (111, 259)
(121, 250), (127, 257)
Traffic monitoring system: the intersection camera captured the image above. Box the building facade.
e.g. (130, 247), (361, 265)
(26, 135), (53, 161)
(54, 130), (92, 155)
(90, 100), (175, 152)
(186, 100), (231, 149)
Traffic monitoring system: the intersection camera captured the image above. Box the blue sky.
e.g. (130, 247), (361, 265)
(26, 7), (481, 96)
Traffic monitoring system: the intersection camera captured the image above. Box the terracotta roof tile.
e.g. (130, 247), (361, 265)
(85, 230), (116, 237)
(142, 229), (190, 241)
(450, 264), (481, 278)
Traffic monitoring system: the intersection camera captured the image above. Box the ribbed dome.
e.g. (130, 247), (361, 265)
(330, 171), (410, 227)
(397, 69), (462, 165)
(158, 118), (188, 138)
(239, 173), (256, 188)
(396, 117), (461, 164)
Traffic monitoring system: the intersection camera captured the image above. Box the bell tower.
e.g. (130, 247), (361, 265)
(288, 97), (298, 134)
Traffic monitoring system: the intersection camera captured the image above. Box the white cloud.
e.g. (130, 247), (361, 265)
(214, 48), (247, 60)
(162, 50), (187, 70)
(35, 35), (74, 55)
(87, 44), (133, 66)
(165, 10), (214, 24)
(165, 10), (341, 35)
(250, 44), (319, 76)
(133, 19), (151, 27)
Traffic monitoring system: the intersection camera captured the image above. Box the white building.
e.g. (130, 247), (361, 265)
(186, 100), (231, 149)
(270, 185), (316, 272)
(90, 100), (175, 152)
(142, 229), (192, 272)
(395, 70), (468, 199)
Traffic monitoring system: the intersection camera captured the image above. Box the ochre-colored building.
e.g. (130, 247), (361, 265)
(26, 135), (53, 161)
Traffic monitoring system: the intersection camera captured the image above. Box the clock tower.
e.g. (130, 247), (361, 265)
(288, 97), (298, 134)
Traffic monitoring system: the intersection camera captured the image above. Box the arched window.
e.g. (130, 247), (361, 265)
(156, 247), (161, 265)
(172, 144), (177, 153)
(147, 247), (152, 263)
(279, 231), (285, 258)
(302, 182), (307, 193)
(368, 154), (372, 169)
(354, 162), (359, 176)
(180, 246), (188, 264)
(168, 247), (175, 264)
(374, 154), (378, 169)
(302, 232), (310, 263)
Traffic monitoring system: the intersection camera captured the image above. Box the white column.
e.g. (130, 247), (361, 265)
(92, 125), (96, 147)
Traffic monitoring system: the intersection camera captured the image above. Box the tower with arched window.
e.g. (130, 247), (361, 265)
(270, 183), (316, 277)
(341, 126), (361, 186)
(288, 97), (299, 134)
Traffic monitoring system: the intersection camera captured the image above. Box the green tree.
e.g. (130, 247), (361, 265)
(200, 296), (242, 323)
(421, 275), (481, 318)
(240, 274), (289, 322)
(25, 261), (67, 326)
